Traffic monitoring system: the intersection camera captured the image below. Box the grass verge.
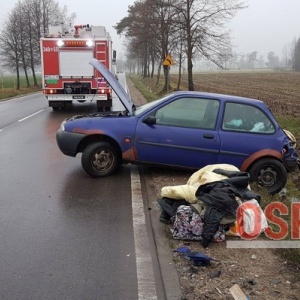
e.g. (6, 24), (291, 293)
(0, 86), (41, 101)
(0, 74), (42, 101)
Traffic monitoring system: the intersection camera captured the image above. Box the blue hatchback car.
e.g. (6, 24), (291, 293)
(56, 59), (299, 194)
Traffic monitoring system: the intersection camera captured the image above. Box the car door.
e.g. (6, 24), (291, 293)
(134, 96), (221, 169)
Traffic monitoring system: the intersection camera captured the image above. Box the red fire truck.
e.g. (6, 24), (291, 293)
(40, 24), (116, 111)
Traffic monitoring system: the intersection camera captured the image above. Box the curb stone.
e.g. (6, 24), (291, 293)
(142, 168), (183, 300)
(126, 77), (183, 299)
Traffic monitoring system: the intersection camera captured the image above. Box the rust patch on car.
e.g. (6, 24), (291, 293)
(122, 147), (137, 160)
(240, 149), (282, 171)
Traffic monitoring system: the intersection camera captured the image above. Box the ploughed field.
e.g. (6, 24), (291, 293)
(170, 71), (300, 117)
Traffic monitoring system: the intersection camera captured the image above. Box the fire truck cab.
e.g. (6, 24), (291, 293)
(40, 24), (116, 111)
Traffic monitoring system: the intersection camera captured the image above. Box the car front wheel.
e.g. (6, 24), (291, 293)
(81, 142), (120, 178)
(249, 158), (287, 195)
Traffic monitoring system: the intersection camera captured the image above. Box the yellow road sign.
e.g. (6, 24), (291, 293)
(163, 54), (174, 66)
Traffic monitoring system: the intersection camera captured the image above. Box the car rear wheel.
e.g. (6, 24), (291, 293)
(249, 158), (287, 195)
(81, 142), (120, 178)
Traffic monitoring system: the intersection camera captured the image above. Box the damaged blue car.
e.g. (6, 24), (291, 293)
(56, 59), (299, 194)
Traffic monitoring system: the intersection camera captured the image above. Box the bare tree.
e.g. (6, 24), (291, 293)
(0, 0), (75, 89)
(267, 51), (280, 69)
(115, 2), (155, 78)
(289, 38), (297, 70)
(13, 1), (32, 87)
(27, 0), (66, 86)
(0, 11), (23, 89)
(293, 38), (300, 71)
(167, 0), (246, 90)
(152, 0), (179, 89)
(28, 0), (75, 86)
(172, 23), (187, 90)
(257, 55), (265, 69)
(282, 45), (288, 69)
(115, 0), (177, 91)
(248, 51), (258, 69)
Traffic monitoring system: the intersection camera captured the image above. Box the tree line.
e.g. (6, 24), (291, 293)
(0, 0), (74, 90)
(115, 0), (247, 91)
(236, 39), (300, 71)
(116, 0), (300, 91)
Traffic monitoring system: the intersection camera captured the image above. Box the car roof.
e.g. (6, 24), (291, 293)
(169, 90), (264, 104)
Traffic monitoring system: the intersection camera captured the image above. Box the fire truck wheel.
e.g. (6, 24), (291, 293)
(81, 141), (121, 177)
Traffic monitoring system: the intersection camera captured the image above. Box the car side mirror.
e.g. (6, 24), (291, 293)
(143, 115), (156, 125)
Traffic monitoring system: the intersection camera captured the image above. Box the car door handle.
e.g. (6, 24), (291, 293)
(203, 134), (214, 139)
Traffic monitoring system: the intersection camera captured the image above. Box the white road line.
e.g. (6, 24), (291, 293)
(0, 125), (10, 132)
(0, 109), (44, 132)
(18, 110), (44, 122)
(131, 167), (158, 300)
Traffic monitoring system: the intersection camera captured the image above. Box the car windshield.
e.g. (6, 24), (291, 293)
(133, 93), (174, 116)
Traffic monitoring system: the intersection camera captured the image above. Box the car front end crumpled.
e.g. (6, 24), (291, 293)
(56, 120), (87, 157)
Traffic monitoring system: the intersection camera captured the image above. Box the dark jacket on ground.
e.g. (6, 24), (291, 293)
(195, 170), (260, 247)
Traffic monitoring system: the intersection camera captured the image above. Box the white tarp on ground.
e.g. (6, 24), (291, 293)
(161, 164), (240, 203)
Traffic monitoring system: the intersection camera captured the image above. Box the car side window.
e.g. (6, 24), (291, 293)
(155, 97), (220, 129)
(222, 102), (275, 133)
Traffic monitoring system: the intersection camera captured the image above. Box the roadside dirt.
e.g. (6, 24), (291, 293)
(127, 78), (300, 300)
(150, 168), (300, 300)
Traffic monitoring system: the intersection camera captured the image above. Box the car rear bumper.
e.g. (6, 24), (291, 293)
(56, 130), (86, 157)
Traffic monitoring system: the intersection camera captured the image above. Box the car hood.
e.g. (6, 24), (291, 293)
(89, 58), (134, 115)
(65, 111), (124, 122)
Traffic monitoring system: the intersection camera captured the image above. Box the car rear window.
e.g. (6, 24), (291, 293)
(222, 102), (275, 133)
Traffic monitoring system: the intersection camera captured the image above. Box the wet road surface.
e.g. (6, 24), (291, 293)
(0, 93), (161, 300)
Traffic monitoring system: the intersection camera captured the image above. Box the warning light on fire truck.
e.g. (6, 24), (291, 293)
(57, 40), (64, 47)
(86, 40), (93, 47)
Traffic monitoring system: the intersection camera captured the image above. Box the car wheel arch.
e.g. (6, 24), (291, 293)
(77, 134), (122, 158)
(240, 149), (283, 172)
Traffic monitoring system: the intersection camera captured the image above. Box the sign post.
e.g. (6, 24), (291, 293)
(162, 54), (174, 93)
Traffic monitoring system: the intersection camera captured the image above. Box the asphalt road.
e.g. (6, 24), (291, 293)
(0, 91), (166, 299)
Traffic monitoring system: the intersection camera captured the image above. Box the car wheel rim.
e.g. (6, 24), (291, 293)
(92, 149), (114, 171)
(257, 167), (277, 187)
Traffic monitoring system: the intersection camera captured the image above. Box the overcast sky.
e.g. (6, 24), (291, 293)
(1, 0), (299, 59)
